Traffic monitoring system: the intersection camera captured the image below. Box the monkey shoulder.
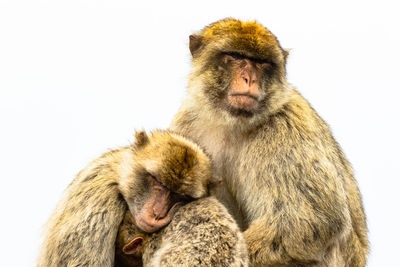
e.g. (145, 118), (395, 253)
(243, 90), (343, 169)
(39, 146), (132, 267)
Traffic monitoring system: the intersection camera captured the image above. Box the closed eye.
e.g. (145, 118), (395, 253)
(222, 52), (274, 66)
(222, 52), (246, 60)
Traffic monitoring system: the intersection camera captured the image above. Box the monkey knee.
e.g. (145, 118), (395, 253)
(244, 231), (290, 266)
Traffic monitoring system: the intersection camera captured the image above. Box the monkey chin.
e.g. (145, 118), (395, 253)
(134, 202), (182, 233)
(227, 94), (259, 117)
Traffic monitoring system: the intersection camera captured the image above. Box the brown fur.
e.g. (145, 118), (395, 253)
(38, 130), (213, 267)
(115, 212), (144, 267)
(170, 18), (368, 266)
(118, 196), (249, 267)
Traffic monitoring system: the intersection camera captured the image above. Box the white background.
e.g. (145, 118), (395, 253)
(1, 0), (399, 266)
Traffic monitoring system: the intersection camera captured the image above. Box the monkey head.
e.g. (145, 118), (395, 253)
(120, 130), (212, 233)
(115, 211), (147, 261)
(188, 18), (291, 124)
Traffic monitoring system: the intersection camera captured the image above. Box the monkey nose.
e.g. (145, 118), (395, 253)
(241, 75), (249, 84)
(241, 72), (256, 86)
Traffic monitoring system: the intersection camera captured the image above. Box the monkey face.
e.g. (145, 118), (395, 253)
(188, 18), (290, 119)
(121, 130), (212, 233)
(130, 174), (189, 233)
(217, 52), (274, 116)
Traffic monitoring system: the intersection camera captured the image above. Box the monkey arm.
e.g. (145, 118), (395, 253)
(38, 149), (128, 267)
(243, 153), (352, 266)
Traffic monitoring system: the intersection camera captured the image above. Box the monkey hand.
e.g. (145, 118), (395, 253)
(243, 218), (333, 266)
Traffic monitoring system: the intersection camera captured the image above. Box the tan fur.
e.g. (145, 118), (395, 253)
(170, 18), (368, 266)
(120, 130), (213, 201)
(37, 148), (129, 266)
(119, 197), (249, 267)
(37, 130), (214, 266)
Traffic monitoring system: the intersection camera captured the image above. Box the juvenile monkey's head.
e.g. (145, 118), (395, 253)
(120, 130), (212, 233)
(188, 18), (291, 124)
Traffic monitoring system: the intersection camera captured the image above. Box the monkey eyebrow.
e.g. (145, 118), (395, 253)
(147, 173), (165, 187)
(222, 51), (246, 59)
(222, 51), (273, 65)
(253, 58), (274, 65)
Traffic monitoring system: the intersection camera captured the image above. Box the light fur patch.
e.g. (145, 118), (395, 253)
(117, 149), (135, 181)
(149, 242), (173, 267)
(142, 159), (161, 175)
(168, 132), (208, 159)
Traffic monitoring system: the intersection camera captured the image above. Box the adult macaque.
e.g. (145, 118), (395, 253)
(38, 130), (212, 266)
(170, 18), (368, 266)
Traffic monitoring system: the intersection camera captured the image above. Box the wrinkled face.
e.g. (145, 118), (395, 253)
(189, 19), (288, 118)
(121, 130), (212, 233)
(217, 52), (276, 117)
(131, 174), (193, 233)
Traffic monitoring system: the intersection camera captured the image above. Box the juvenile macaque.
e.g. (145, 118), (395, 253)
(117, 197), (249, 267)
(171, 18), (368, 266)
(115, 212), (144, 267)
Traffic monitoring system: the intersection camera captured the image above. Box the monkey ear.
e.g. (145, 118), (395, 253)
(133, 130), (149, 149)
(122, 236), (144, 255)
(189, 34), (203, 56)
(282, 49), (290, 62)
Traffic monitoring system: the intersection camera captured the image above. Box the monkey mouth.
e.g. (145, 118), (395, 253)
(227, 94), (259, 111)
(134, 202), (183, 233)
